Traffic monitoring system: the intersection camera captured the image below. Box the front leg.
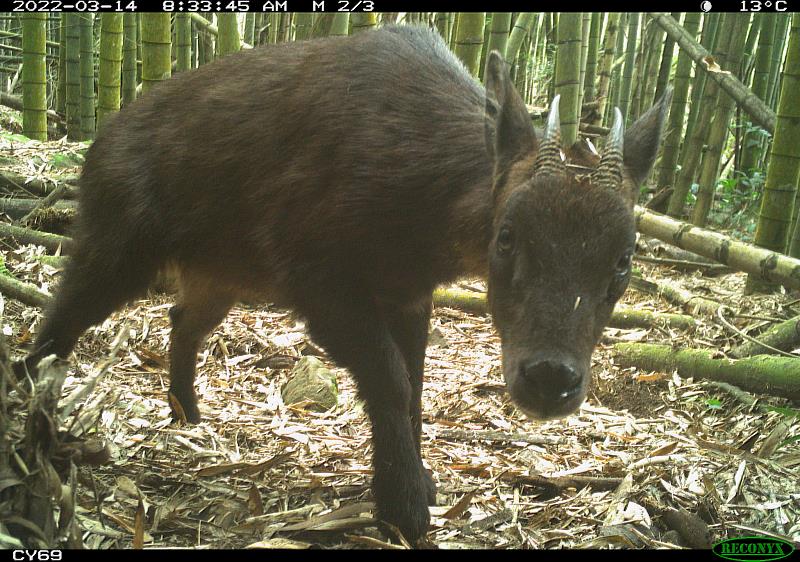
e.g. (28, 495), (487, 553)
(385, 297), (436, 503)
(303, 293), (432, 543)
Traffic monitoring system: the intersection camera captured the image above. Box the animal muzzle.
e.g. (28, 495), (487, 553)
(506, 354), (588, 420)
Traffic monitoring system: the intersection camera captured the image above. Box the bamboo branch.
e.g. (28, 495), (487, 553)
(0, 198), (76, 219)
(648, 12), (775, 133)
(433, 287), (697, 330)
(730, 314), (800, 358)
(0, 271), (50, 307)
(0, 172), (79, 198)
(0, 222), (71, 254)
(0, 92), (63, 125)
(635, 206), (800, 290)
(614, 343), (800, 400)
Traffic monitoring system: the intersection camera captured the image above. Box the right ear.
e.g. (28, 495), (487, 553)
(484, 51), (538, 176)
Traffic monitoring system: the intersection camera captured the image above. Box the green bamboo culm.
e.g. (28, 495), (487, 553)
(595, 13), (620, 125)
(21, 13), (48, 141)
(740, 14), (762, 88)
(192, 15), (200, 55)
(122, 13), (137, 105)
(670, 12), (730, 219)
(514, 35), (529, 97)
(484, 13), (512, 77)
(506, 12), (537, 68)
(454, 13), (486, 77)
(56, 13), (66, 114)
(654, 12), (679, 102)
(136, 14), (143, 78)
(97, 13), (123, 131)
(311, 13), (333, 39)
(767, 15), (790, 111)
(175, 13), (191, 71)
(350, 13), (376, 34)
(548, 13), (559, 102)
(760, 13), (800, 258)
(658, 12), (701, 194)
(578, 13), (590, 111)
(583, 13), (601, 103)
(279, 13), (291, 42)
(691, 14), (751, 227)
(641, 17), (667, 114)
(268, 13), (279, 42)
(739, 13), (776, 180)
(79, 13), (95, 141)
(199, 13), (213, 64)
(435, 12), (453, 43)
(65, 13), (80, 140)
(607, 13), (628, 124)
(619, 13), (639, 124)
(217, 14), (240, 56)
(294, 13), (313, 41)
(481, 17), (493, 79)
(244, 12), (255, 45)
(329, 13), (350, 37)
(141, 13), (171, 95)
(683, 13), (720, 143)
(555, 12), (582, 147)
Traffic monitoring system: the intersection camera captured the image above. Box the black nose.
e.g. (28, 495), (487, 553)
(520, 359), (583, 401)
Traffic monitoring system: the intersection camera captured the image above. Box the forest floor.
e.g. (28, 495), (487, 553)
(2, 129), (799, 550)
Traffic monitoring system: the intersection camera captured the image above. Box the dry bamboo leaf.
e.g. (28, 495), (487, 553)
(115, 476), (141, 499)
(195, 462), (253, 478)
(133, 497), (145, 549)
(726, 460), (748, 504)
(280, 502), (374, 532)
(701, 56), (730, 75)
(442, 490), (478, 520)
(245, 538), (312, 549)
(248, 483), (264, 517)
(284, 517), (375, 533)
(649, 442), (679, 457)
(756, 419), (793, 459)
(344, 534), (407, 549)
(167, 392), (188, 422)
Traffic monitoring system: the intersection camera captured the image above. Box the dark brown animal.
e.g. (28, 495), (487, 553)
(16, 26), (670, 542)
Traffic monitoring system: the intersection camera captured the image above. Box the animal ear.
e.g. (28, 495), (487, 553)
(484, 51), (537, 174)
(623, 86), (673, 187)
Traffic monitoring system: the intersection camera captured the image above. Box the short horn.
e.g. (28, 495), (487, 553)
(535, 95), (565, 177)
(592, 107), (625, 190)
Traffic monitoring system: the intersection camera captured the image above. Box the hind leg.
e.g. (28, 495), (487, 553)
(168, 275), (236, 423)
(15, 247), (159, 380)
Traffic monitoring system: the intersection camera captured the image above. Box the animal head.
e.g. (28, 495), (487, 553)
(483, 51), (670, 420)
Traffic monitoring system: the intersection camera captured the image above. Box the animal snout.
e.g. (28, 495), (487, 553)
(519, 358), (583, 402)
(508, 356), (587, 419)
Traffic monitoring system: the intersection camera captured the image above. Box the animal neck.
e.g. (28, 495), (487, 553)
(448, 178), (494, 280)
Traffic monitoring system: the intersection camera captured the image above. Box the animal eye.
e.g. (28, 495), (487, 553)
(607, 251), (633, 304)
(496, 227), (514, 254)
(616, 252), (633, 276)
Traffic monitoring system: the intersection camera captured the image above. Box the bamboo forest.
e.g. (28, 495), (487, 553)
(1, 10), (799, 551)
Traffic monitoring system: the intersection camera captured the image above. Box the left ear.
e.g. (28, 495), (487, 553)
(484, 51), (538, 180)
(623, 86), (673, 187)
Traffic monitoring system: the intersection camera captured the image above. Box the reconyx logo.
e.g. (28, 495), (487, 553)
(712, 536), (795, 562)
